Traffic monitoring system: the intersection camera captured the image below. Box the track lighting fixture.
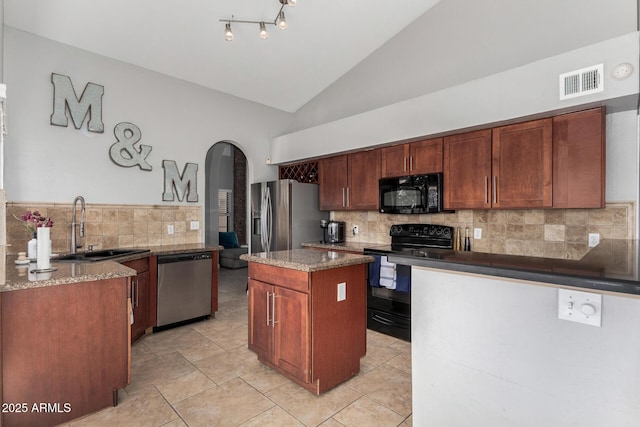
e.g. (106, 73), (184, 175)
(219, 0), (297, 41)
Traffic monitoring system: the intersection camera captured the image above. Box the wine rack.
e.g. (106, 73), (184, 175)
(279, 161), (319, 184)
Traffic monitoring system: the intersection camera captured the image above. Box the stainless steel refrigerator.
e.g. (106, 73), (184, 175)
(251, 180), (329, 252)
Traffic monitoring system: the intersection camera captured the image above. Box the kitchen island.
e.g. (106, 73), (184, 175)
(240, 249), (373, 394)
(388, 239), (640, 426)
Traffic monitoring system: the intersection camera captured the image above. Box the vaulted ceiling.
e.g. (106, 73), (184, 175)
(4, 0), (441, 112)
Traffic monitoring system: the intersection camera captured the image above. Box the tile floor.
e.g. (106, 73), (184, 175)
(64, 267), (412, 427)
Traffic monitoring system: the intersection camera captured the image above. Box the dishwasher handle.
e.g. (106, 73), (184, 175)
(157, 252), (213, 264)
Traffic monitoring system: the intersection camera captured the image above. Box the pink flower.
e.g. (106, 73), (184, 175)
(13, 210), (54, 235)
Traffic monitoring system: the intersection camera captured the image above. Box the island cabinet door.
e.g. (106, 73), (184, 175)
(248, 279), (272, 361)
(272, 286), (310, 383)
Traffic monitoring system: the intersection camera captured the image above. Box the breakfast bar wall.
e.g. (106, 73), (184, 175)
(6, 202), (203, 255)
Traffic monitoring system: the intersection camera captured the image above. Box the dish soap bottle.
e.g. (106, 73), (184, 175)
(27, 232), (37, 259)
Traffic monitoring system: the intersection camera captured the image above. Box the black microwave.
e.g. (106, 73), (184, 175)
(379, 173), (444, 214)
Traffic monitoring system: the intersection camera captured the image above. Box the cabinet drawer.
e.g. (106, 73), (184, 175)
(249, 263), (309, 293)
(122, 257), (149, 273)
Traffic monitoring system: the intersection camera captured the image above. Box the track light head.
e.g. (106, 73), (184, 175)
(278, 11), (288, 30)
(224, 23), (233, 42)
(259, 22), (269, 39)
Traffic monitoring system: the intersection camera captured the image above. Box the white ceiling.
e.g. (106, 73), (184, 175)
(4, 0), (441, 113)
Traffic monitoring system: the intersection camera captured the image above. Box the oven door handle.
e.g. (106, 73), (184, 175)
(371, 314), (395, 326)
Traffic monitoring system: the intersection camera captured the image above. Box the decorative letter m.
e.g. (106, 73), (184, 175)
(162, 160), (198, 202)
(50, 73), (104, 133)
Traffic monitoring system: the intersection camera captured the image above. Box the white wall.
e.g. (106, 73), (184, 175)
(271, 32), (639, 164)
(412, 267), (640, 426)
(3, 27), (292, 205)
(292, 0), (638, 131)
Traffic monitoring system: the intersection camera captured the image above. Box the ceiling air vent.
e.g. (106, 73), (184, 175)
(559, 64), (603, 100)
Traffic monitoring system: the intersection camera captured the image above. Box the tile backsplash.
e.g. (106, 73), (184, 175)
(333, 202), (635, 260)
(7, 202), (202, 255)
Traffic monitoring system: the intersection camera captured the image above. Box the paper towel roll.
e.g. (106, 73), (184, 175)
(36, 227), (51, 270)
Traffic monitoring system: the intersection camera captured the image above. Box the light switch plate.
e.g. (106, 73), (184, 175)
(337, 282), (346, 302)
(167, 225), (174, 235)
(474, 228), (482, 239)
(558, 288), (602, 327)
(190, 221), (199, 230)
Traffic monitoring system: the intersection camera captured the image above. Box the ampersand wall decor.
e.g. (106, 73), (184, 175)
(109, 122), (153, 171)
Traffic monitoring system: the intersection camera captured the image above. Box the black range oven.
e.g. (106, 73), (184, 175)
(364, 223), (454, 341)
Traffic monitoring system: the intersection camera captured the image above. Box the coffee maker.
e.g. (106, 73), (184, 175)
(323, 220), (345, 243)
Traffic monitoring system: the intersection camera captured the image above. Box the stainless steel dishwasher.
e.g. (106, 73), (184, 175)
(156, 251), (213, 330)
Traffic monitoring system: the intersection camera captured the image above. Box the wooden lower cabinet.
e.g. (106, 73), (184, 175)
(247, 262), (366, 394)
(1, 277), (130, 427)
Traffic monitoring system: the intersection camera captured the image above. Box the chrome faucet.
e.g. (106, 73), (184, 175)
(71, 196), (86, 253)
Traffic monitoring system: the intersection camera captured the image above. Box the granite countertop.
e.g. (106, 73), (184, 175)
(3, 243), (223, 292)
(301, 241), (388, 254)
(387, 239), (640, 296)
(240, 248), (374, 272)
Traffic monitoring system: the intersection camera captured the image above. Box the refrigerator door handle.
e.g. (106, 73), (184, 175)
(260, 185), (273, 252)
(266, 187), (272, 250)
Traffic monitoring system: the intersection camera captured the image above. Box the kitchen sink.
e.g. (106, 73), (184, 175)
(52, 248), (150, 262)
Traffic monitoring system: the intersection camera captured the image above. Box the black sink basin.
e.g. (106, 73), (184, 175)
(52, 248), (150, 262)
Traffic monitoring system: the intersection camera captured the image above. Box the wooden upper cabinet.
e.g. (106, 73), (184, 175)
(380, 144), (408, 178)
(348, 149), (381, 210)
(318, 155), (348, 210)
(319, 150), (380, 211)
(381, 138), (443, 178)
(492, 118), (552, 208)
(443, 129), (492, 209)
(552, 107), (605, 208)
(410, 138), (443, 174)
(444, 119), (552, 210)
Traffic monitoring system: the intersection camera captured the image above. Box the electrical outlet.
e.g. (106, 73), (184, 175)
(337, 282), (346, 301)
(474, 228), (482, 239)
(190, 221), (199, 230)
(588, 233), (600, 247)
(167, 224), (174, 235)
(352, 225), (359, 235)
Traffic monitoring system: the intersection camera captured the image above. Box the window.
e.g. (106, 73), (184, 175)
(218, 189), (233, 232)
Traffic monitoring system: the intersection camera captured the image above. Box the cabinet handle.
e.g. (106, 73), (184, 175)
(272, 294), (278, 325)
(493, 176), (497, 204)
(403, 157), (407, 172)
(342, 188), (346, 208)
(410, 156), (413, 171)
(484, 176), (489, 204)
(136, 279), (139, 308)
(346, 187), (350, 207)
(266, 291), (271, 326)
(130, 279), (137, 307)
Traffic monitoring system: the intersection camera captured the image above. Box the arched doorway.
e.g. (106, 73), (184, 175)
(204, 141), (248, 246)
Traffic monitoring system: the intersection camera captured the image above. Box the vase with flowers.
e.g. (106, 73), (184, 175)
(13, 210), (54, 261)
